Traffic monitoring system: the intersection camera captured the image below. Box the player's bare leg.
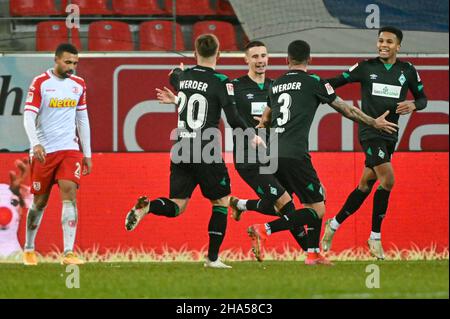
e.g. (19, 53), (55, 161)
(125, 197), (186, 231)
(23, 193), (49, 266)
(58, 179), (84, 265)
(204, 196), (232, 269)
(322, 167), (377, 252)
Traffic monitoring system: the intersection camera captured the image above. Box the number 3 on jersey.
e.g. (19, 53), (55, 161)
(177, 92), (209, 130)
(277, 93), (292, 126)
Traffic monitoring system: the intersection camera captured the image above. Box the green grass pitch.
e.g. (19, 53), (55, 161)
(0, 260), (448, 299)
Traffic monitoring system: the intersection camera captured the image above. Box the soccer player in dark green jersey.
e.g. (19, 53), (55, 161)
(228, 40), (308, 251)
(124, 34), (264, 269)
(321, 26), (428, 259)
(246, 40), (399, 264)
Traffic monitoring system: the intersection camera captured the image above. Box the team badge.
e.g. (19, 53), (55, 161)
(398, 74), (406, 86)
(378, 149), (385, 159)
(72, 86), (80, 94)
(33, 182), (41, 191)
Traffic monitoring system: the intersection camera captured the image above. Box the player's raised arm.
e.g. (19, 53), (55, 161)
(329, 96), (398, 134)
(326, 61), (365, 89)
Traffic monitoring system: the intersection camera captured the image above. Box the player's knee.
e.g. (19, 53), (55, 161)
(378, 174), (395, 191)
(359, 179), (376, 193)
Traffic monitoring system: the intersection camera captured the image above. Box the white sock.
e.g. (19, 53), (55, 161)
(237, 200), (248, 211)
(62, 200), (78, 254)
(370, 231), (381, 240)
(264, 223), (271, 235)
(330, 217), (340, 231)
(24, 203), (45, 251)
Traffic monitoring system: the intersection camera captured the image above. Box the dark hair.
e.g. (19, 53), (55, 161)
(195, 34), (219, 58)
(287, 40), (310, 65)
(55, 43), (78, 57)
(378, 26), (403, 44)
(245, 40), (266, 52)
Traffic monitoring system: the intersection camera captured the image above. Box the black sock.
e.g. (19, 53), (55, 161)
(306, 215), (322, 251)
(208, 206), (228, 261)
(149, 198), (179, 217)
(245, 199), (279, 216)
(335, 188), (371, 224)
(290, 226), (308, 251)
(372, 186), (391, 233)
(268, 206), (319, 234)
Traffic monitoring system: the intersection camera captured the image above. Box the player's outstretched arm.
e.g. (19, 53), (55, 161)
(156, 87), (177, 104)
(329, 96), (398, 134)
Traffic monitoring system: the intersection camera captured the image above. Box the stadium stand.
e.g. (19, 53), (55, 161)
(192, 20), (238, 50)
(88, 21), (133, 51)
(71, 0), (112, 15)
(112, 0), (168, 16)
(165, 0), (216, 16)
(10, 0), (65, 16)
(217, 0), (235, 16)
(140, 20), (184, 51)
(36, 21), (81, 51)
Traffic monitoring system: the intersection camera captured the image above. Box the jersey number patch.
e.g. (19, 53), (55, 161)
(276, 93), (292, 126)
(177, 92), (209, 130)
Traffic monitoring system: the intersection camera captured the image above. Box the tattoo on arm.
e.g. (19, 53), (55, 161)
(329, 96), (375, 126)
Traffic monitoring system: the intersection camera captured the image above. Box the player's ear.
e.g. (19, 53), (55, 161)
(216, 50), (221, 62)
(308, 57), (312, 65)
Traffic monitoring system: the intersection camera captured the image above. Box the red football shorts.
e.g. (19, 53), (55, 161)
(30, 150), (83, 195)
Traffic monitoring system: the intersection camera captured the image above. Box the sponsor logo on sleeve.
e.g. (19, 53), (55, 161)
(226, 83), (234, 96)
(325, 83), (335, 95)
(26, 92), (34, 103)
(349, 63), (359, 72)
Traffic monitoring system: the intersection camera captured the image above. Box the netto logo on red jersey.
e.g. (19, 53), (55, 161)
(49, 98), (77, 108)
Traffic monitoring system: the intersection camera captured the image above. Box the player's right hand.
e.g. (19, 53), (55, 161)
(33, 144), (46, 164)
(374, 111), (399, 134)
(156, 87), (177, 104)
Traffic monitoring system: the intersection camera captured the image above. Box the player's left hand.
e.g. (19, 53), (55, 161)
(82, 157), (92, 175)
(251, 135), (267, 149)
(156, 87), (177, 104)
(396, 100), (416, 115)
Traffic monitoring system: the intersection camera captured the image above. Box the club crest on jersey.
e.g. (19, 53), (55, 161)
(398, 74), (406, 86)
(226, 83), (234, 96)
(72, 86), (80, 94)
(33, 182), (41, 191)
(370, 74), (378, 80)
(49, 98), (77, 108)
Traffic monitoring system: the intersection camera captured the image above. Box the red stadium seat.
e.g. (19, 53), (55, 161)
(192, 21), (238, 51)
(71, 0), (112, 15)
(10, 0), (64, 16)
(140, 21), (185, 51)
(165, 0), (215, 16)
(217, 0), (235, 16)
(112, 0), (167, 15)
(36, 21), (81, 51)
(88, 21), (134, 51)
